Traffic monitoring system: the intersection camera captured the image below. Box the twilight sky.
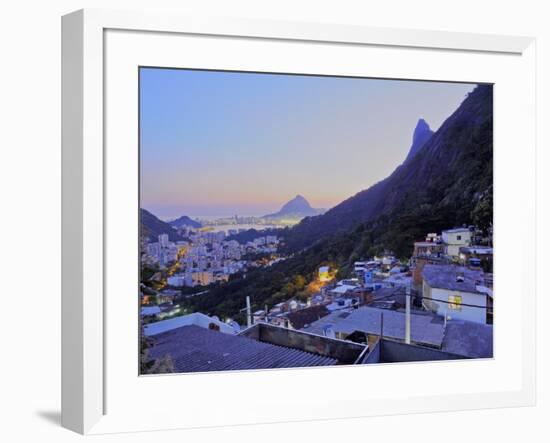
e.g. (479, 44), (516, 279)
(140, 68), (475, 220)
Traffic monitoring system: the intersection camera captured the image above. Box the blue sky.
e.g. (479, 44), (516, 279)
(140, 68), (475, 219)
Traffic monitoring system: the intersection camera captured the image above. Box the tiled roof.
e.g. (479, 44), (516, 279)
(148, 325), (338, 373)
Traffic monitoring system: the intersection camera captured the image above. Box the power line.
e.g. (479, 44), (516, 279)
(369, 290), (490, 309)
(415, 294), (490, 309)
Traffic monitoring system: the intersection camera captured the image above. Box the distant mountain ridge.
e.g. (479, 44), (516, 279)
(263, 195), (325, 220)
(169, 214), (202, 229)
(403, 118), (434, 165)
(282, 85), (492, 254)
(140, 208), (183, 242)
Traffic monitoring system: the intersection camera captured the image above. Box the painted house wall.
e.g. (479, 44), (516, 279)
(442, 230), (472, 257)
(423, 282), (487, 324)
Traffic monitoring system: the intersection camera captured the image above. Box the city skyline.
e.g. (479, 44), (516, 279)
(140, 68), (475, 219)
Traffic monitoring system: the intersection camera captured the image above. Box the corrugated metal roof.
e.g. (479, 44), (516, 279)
(148, 325), (338, 373)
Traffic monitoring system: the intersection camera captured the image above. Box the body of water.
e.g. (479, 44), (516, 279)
(207, 223), (278, 233)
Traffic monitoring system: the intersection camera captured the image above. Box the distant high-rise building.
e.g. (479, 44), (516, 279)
(158, 233), (169, 248)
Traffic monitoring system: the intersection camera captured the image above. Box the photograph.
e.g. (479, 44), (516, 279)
(2, 0), (545, 440)
(138, 67), (494, 375)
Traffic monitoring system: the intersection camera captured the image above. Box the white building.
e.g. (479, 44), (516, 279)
(329, 284), (357, 297)
(441, 228), (472, 257)
(144, 312), (238, 336)
(158, 233), (170, 247)
(167, 275), (183, 287)
(422, 264), (491, 324)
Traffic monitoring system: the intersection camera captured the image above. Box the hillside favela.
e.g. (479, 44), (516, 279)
(139, 68), (493, 374)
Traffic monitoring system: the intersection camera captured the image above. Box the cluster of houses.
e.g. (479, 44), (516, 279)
(142, 225), (494, 373)
(143, 230), (281, 289)
(140, 230), (283, 322)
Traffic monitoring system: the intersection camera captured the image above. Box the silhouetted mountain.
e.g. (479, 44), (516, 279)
(140, 208), (183, 242)
(169, 214), (202, 229)
(282, 85), (492, 254)
(263, 195), (325, 220)
(403, 118), (434, 165)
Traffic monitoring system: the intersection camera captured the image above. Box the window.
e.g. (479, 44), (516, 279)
(449, 294), (462, 310)
(457, 235), (462, 240)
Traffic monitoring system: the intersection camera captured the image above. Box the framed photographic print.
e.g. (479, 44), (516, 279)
(62, 9), (536, 434)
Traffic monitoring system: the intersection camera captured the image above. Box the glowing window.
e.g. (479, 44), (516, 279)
(449, 294), (462, 310)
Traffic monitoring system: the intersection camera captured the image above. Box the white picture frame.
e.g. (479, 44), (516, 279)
(62, 8), (536, 435)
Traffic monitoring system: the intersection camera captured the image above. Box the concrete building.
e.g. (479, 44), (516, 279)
(192, 271), (214, 286)
(422, 264), (491, 324)
(442, 228), (472, 257)
(158, 233), (170, 248)
(329, 284), (357, 297)
(458, 245), (494, 270)
(413, 241), (444, 258)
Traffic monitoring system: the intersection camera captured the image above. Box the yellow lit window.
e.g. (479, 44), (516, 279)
(449, 294), (462, 310)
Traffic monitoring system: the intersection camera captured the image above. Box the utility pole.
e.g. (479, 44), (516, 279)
(246, 296), (252, 328)
(405, 286), (411, 344)
(379, 312), (384, 342)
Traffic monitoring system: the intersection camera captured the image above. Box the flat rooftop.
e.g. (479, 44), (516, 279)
(423, 264), (484, 293)
(443, 228), (471, 233)
(441, 320), (493, 358)
(304, 306), (446, 348)
(371, 287), (410, 307)
(459, 246), (493, 255)
(148, 325), (339, 373)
